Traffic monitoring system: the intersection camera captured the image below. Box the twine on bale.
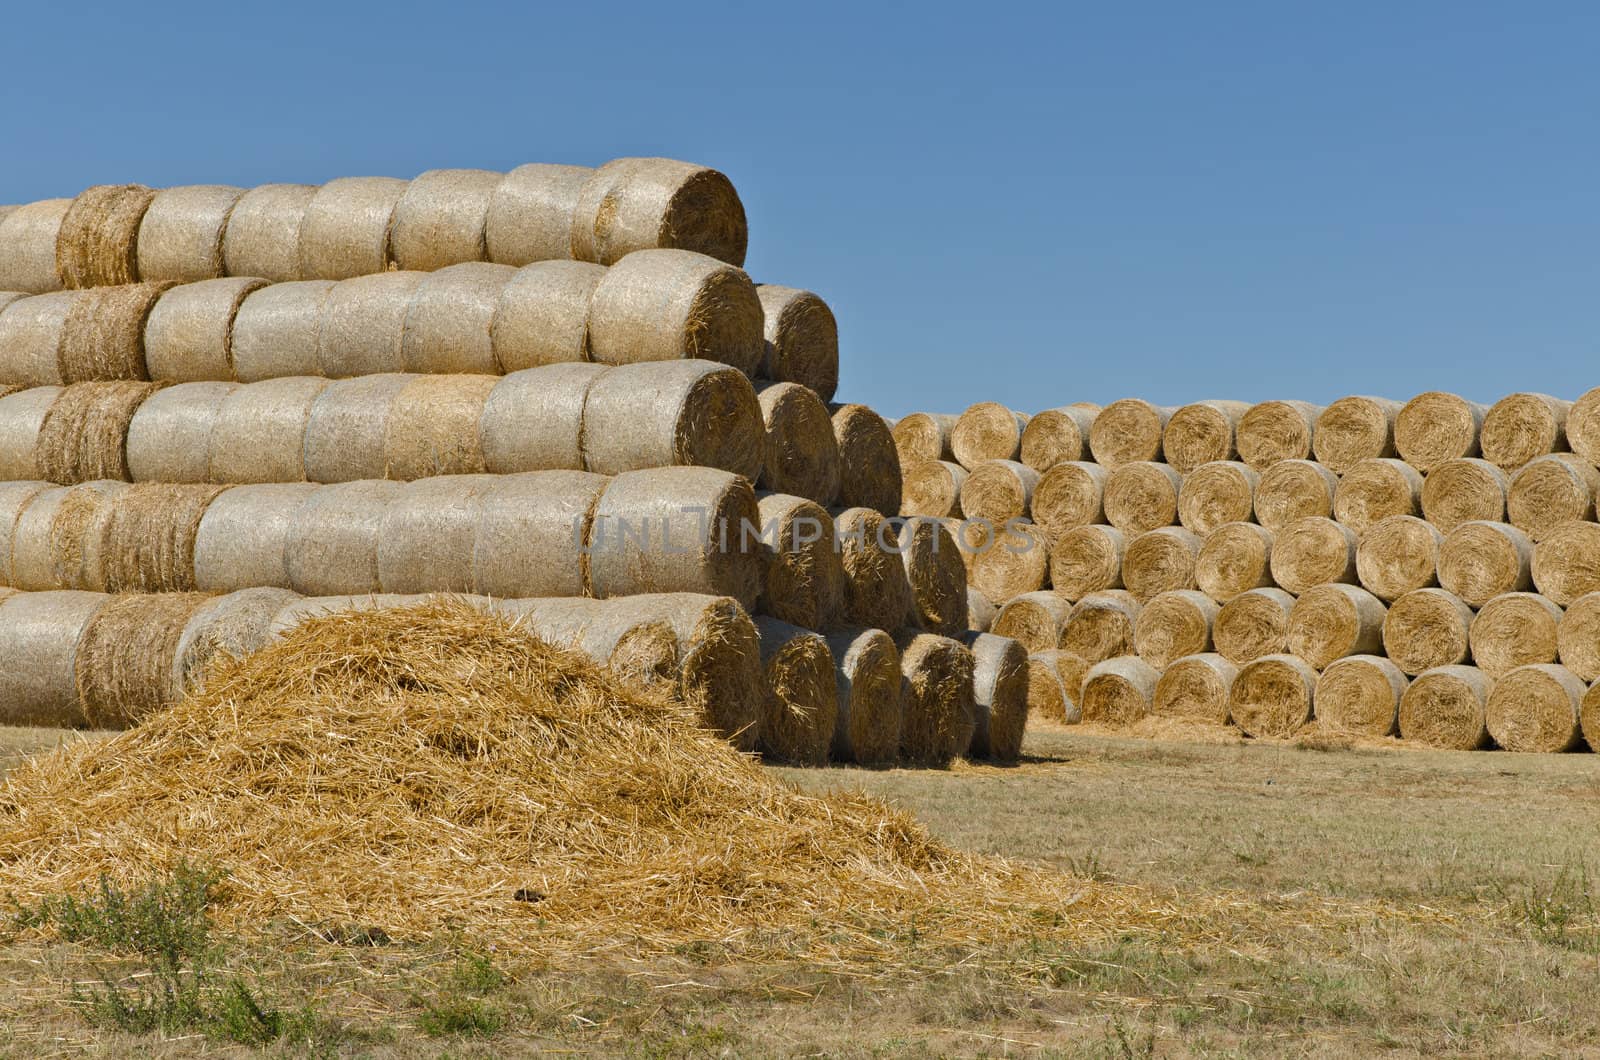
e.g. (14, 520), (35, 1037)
(377, 476), (496, 594)
(1399, 665), (1492, 750)
(1060, 590), (1141, 664)
(58, 283), (173, 382)
(34, 381), (162, 484)
(1162, 400), (1250, 473)
(0, 590), (108, 727)
(1027, 649), (1088, 724)
(207, 376), (329, 483)
(951, 402), (1028, 468)
(135, 185), (245, 284)
(190, 484), (318, 592)
(1122, 526), (1202, 601)
(570, 157), (748, 267)
(143, 277), (268, 382)
(1394, 391), (1487, 472)
(1382, 588), (1474, 676)
(1532, 520), (1600, 606)
(1468, 592), (1563, 677)
(967, 587), (996, 632)
(755, 382), (842, 505)
(1081, 656), (1159, 727)
(1020, 406), (1097, 470)
(1355, 515), (1443, 602)
(0, 293), (75, 387)
(0, 198), (71, 293)
(898, 516), (968, 635)
(1050, 524), (1126, 600)
(893, 630), (976, 766)
(1178, 461), (1257, 536)
(1236, 400), (1320, 470)
(96, 484), (229, 593)
(1153, 653), (1237, 725)
(489, 260), (605, 370)
(753, 617), (838, 767)
(284, 480), (401, 596)
(56, 184), (157, 289)
(1214, 587), (1295, 665)
(959, 459), (1040, 525)
(961, 631), (1029, 762)
(1195, 521), (1275, 601)
(300, 374), (411, 483)
(1102, 461), (1184, 536)
(1032, 461), (1107, 536)
(586, 249), (764, 375)
(830, 403), (901, 515)
(400, 263), (516, 375)
(296, 176), (407, 280)
(316, 272), (424, 377)
(1315, 655), (1406, 738)
(1480, 392), (1570, 470)
(1508, 455), (1600, 543)
(1229, 654), (1317, 738)
(899, 460), (967, 518)
(1313, 396), (1402, 473)
(1089, 399), (1169, 467)
(1557, 593), (1600, 681)
(1133, 589), (1219, 669)
(969, 520), (1049, 603)
(584, 360), (764, 479)
(485, 163), (590, 266)
(10, 481), (129, 592)
(390, 168), (501, 272)
(472, 471), (609, 599)
(1269, 517), (1358, 595)
(1253, 459), (1338, 531)
(822, 627), (901, 765)
(893, 412), (958, 465)
(382, 375), (497, 480)
(756, 285), (838, 401)
(1286, 583), (1387, 671)
(221, 184), (317, 282)
(992, 590), (1073, 653)
(834, 506), (915, 630)
(1485, 663), (1585, 753)
(1421, 458), (1508, 531)
(753, 493), (845, 630)
(1437, 521), (1534, 607)
(229, 281), (336, 382)
(1333, 458), (1423, 533)
(75, 593), (212, 729)
(170, 587), (301, 696)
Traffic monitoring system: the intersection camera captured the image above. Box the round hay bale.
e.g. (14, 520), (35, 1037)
(570, 157), (747, 267)
(75, 592), (211, 728)
(1162, 399), (1250, 473)
(897, 516), (968, 635)
(1313, 396), (1402, 472)
(316, 271), (424, 377)
(1153, 652), (1237, 724)
(296, 176), (407, 280)
(221, 183), (317, 282)
(755, 382), (842, 505)
(1178, 461), (1258, 535)
(830, 403), (901, 515)
(484, 163), (591, 266)
(1122, 526), (1202, 601)
(582, 360), (763, 479)
(1399, 665), (1492, 750)
(1568, 386), (1600, 465)
(1229, 654), (1317, 738)
(969, 520), (1050, 603)
(753, 493), (845, 630)
(300, 374), (410, 483)
(191, 482), (318, 591)
(1196, 521), (1275, 601)
(207, 376), (328, 483)
(1032, 461), (1107, 536)
(833, 506), (915, 630)
(1236, 400), (1320, 470)
(1253, 459), (1338, 530)
(900, 460), (966, 518)
(143, 277), (267, 382)
(1214, 587), (1296, 665)
(284, 479), (401, 595)
(389, 168), (500, 272)
(0, 198), (71, 293)
(34, 381), (161, 484)
(169, 587), (300, 695)
(0, 387), (61, 480)
(1557, 592), (1600, 681)
(1020, 406), (1096, 471)
(1061, 590), (1142, 664)
(1089, 399), (1169, 467)
(1438, 521), (1533, 607)
(992, 589), (1072, 653)
(397, 262), (515, 375)
(1583, 682), (1600, 753)
(1532, 520), (1600, 605)
(950, 402), (1027, 468)
(230, 280), (336, 382)
(0, 293), (74, 387)
(1334, 458), (1423, 534)
(589, 467), (761, 608)
(823, 627), (902, 765)
(0, 590), (108, 727)
(1480, 392), (1570, 470)
(135, 185), (245, 284)
(1049, 524), (1126, 600)
(1383, 588), (1475, 675)
(1420, 458), (1508, 531)
(893, 630), (977, 766)
(96, 483), (228, 593)
(382, 374), (497, 480)
(1394, 391), (1487, 472)
(1102, 461), (1183, 535)
(473, 470), (609, 599)
(1468, 592), (1563, 677)
(1355, 515), (1443, 601)
(755, 285), (838, 401)
(10, 481), (129, 592)
(480, 364), (611, 475)
(961, 631), (1029, 761)
(1315, 655), (1406, 737)
(1269, 517), (1357, 594)
(959, 459), (1040, 525)
(1133, 588), (1219, 669)
(893, 411), (958, 466)
(967, 586), (996, 632)
(1508, 454), (1600, 543)
(1081, 656), (1159, 726)
(58, 283), (172, 382)
(1286, 583), (1386, 670)
(374, 475), (496, 594)
(628, 592), (762, 749)
(586, 249), (763, 375)
(267, 594), (433, 639)
(488, 260), (606, 370)
(1485, 663), (1585, 753)
(1027, 649), (1089, 724)
(0, 482), (53, 585)
(56, 184), (156, 289)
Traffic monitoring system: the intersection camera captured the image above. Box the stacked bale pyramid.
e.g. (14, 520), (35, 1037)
(896, 392), (1600, 753)
(0, 159), (1026, 766)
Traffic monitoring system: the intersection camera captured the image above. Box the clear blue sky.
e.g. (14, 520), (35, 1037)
(6, 2), (1598, 417)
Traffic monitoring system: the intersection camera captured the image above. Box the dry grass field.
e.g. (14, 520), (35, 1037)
(0, 722), (1596, 1057)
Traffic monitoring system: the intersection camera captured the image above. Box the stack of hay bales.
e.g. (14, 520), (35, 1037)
(896, 388), (1600, 754)
(0, 157), (1012, 765)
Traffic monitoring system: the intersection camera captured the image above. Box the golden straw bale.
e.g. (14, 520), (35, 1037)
(96, 484), (228, 593)
(1089, 399), (1169, 467)
(950, 402), (1028, 469)
(570, 157), (748, 266)
(1081, 656), (1159, 726)
(9, 482), (129, 592)
(893, 630), (976, 766)
(489, 260), (606, 370)
(754, 493), (846, 630)
(1049, 524), (1126, 600)
(229, 280), (335, 381)
(1162, 399), (1251, 473)
(316, 271), (424, 377)
(1214, 587), (1295, 665)
(1060, 590), (1141, 664)
(1382, 588), (1474, 675)
(135, 185), (245, 284)
(1236, 400), (1320, 470)
(1286, 583), (1386, 670)
(756, 285), (838, 401)
(143, 277), (267, 382)
(286, 480), (400, 596)
(58, 283), (172, 382)
(1133, 588), (1219, 669)
(376, 476), (494, 594)
(1027, 649), (1088, 724)
(1582, 682), (1600, 753)
(1333, 458), (1423, 533)
(0, 590), (108, 727)
(756, 382), (842, 505)
(1102, 461), (1184, 536)
(898, 516), (968, 635)
(992, 590), (1073, 653)
(1355, 515), (1443, 601)
(0, 198), (71, 293)
(382, 375), (496, 480)
(961, 631), (1029, 761)
(1399, 665), (1492, 750)
(1532, 520), (1600, 605)
(190, 483), (318, 592)
(75, 592), (212, 728)
(1507, 454), (1600, 542)
(484, 163), (590, 266)
(1269, 517), (1358, 594)
(1480, 392), (1570, 470)
(1469, 592), (1563, 677)
(892, 412), (958, 465)
(1438, 521), (1534, 607)
(1122, 526), (1202, 601)
(471, 471), (608, 599)
(1195, 521), (1274, 601)
(1031, 461), (1107, 536)
(583, 360), (763, 479)
(967, 586), (996, 632)
(1153, 652), (1237, 725)
(169, 587), (300, 695)
(1177, 461), (1257, 535)
(1485, 663), (1585, 753)
(0, 483), (53, 586)
(823, 627), (902, 765)
(1567, 386), (1600, 466)
(390, 168), (500, 272)
(0, 292), (74, 387)
(1421, 458), (1508, 531)
(1313, 396), (1402, 472)
(296, 176), (407, 280)
(1253, 459), (1338, 530)
(221, 183), (316, 282)
(1229, 654), (1317, 738)
(834, 506), (915, 629)
(1394, 391), (1487, 472)
(899, 459), (966, 518)
(400, 262), (516, 375)
(207, 376), (329, 483)
(1020, 406), (1096, 470)
(586, 249), (763, 375)
(959, 459), (1040, 525)
(831, 403), (901, 515)
(56, 184), (156, 289)
(752, 616), (838, 766)
(1315, 655), (1406, 737)
(300, 374), (410, 482)
(967, 521), (1049, 603)
(34, 381), (161, 484)
(1557, 592), (1600, 681)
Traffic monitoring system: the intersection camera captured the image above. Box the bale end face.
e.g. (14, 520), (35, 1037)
(1080, 656), (1159, 727)
(1228, 654), (1317, 739)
